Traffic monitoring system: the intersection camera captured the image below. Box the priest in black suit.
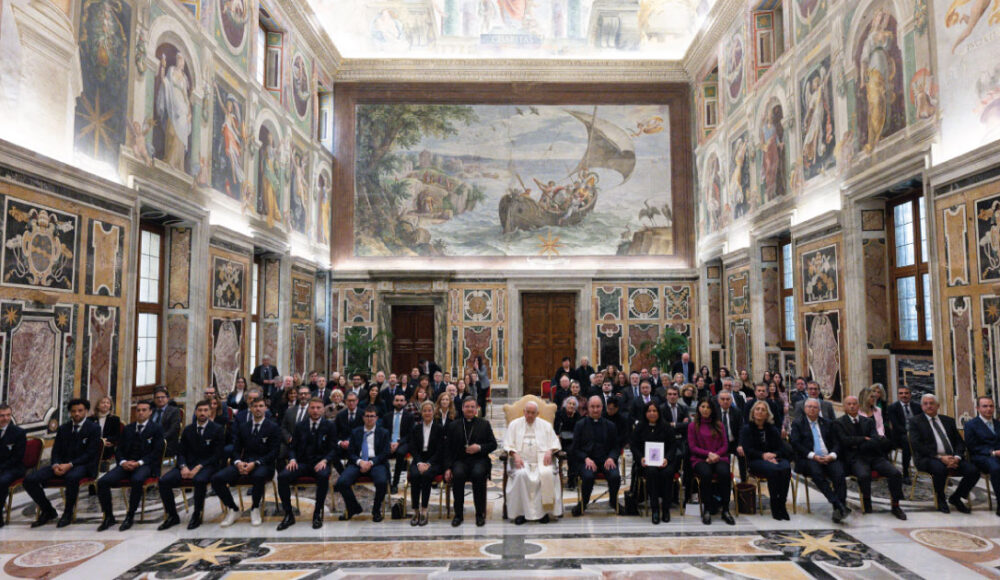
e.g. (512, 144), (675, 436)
(381, 393), (414, 493)
(571, 396), (621, 516)
(908, 393), (979, 513)
(336, 406), (390, 521)
(24, 398), (102, 528)
(0, 403), (26, 527)
(886, 385), (922, 481)
(445, 398), (497, 527)
(96, 399), (165, 531)
(834, 396), (906, 519)
(158, 399), (225, 530)
(213, 397), (280, 527)
(277, 398), (337, 530)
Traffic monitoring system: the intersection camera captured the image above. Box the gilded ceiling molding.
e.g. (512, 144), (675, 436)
(335, 59), (689, 83)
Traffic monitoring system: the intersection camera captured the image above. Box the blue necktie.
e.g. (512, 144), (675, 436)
(811, 422), (825, 456)
(392, 413), (401, 443)
(362, 431), (371, 461)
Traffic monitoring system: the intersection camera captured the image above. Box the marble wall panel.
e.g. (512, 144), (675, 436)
(664, 286), (692, 320)
(292, 277), (313, 321)
(628, 287), (660, 320)
(897, 356), (935, 400)
(976, 194), (1000, 283)
(8, 318), (58, 424)
(211, 318), (242, 394)
(596, 322), (624, 370)
(863, 238), (890, 349)
(727, 270), (749, 316)
(82, 305), (117, 404)
(168, 227), (192, 308)
(464, 289), (493, 323)
(628, 323), (659, 372)
(983, 296), (1000, 399)
(708, 280), (723, 344)
(261, 321), (279, 371)
(802, 244), (839, 304)
(861, 210), (885, 231)
(211, 255), (245, 311)
(767, 351), (780, 373)
(447, 284), (507, 383)
(943, 205), (970, 287)
(263, 258), (280, 319)
(596, 287), (624, 320)
(805, 310), (842, 401)
(462, 326), (493, 373)
(292, 325), (309, 377)
(87, 220), (123, 297)
(345, 287), (374, 323)
(314, 325), (325, 375)
(1, 198), (79, 292)
(762, 266), (780, 346)
(949, 297), (975, 419)
(165, 313), (188, 397)
(730, 319), (751, 375)
(329, 289), (339, 373)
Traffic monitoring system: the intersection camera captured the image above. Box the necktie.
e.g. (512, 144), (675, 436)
(297, 406), (306, 423)
(137, 423), (143, 437)
(154, 409), (162, 424)
(903, 404), (912, 419)
(349, 411), (355, 423)
(671, 406), (677, 423)
(198, 425), (204, 437)
(362, 431), (371, 461)
(811, 421), (825, 456)
(73, 424), (80, 434)
(318, 389), (325, 400)
(312, 422), (318, 435)
(392, 412), (401, 442)
(988, 420), (996, 435)
(723, 412), (731, 440)
(252, 423), (260, 437)
(933, 417), (954, 455)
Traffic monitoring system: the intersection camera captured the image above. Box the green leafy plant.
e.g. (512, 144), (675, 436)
(641, 327), (689, 371)
(338, 327), (392, 378)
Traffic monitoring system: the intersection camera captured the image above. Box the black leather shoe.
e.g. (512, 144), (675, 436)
(995, 506), (1000, 517)
(0, 514), (4, 528)
(97, 515), (117, 532)
(372, 510), (384, 523)
(539, 514), (550, 523)
(701, 511), (711, 525)
(119, 515), (134, 531)
(651, 511), (660, 525)
(277, 514), (295, 531)
(390, 485), (398, 494)
(158, 514), (180, 531)
(832, 507), (845, 524)
(56, 513), (73, 528)
(862, 499), (873, 514)
(950, 496), (972, 514)
(451, 516), (463, 527)
(32, 510), (58, 528)
(476, 514), (486, 527)
(571, 504), (583, 517)
(721, 511), (735, 525)
(419, 513), (428, 526)
(891, 504), (907, 520)
(938, 501), (951, 514)
(339, 507), (361, 521)
(187, 513), (202, 530)
(312, 513), (323, 529)
(411, 512), (420, 526)
(514, 516), (526, 525)
(662, 509), (671, 523)
(843, 504), (853, 515)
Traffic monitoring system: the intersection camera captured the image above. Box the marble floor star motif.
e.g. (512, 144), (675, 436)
(155, 539), (247, 570)
(777, 531), (860, 558)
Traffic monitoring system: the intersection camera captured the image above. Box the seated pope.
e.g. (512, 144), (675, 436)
(503, 400), (562, 524)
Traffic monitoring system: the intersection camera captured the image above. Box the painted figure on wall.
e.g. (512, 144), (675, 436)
(256, 125), (283, 229)
(220, 0), (248, 49)
(289, 147), (309, 234)
(909, 68), (938, 120)
(291, 54), (311, 119)
(759, 98), (786, 202)
(855, 7), (905, 153)
(800, 57), (836, 180)
(726, 30), (744, 103)
(74, 0), (131, 165)
(944, 0), (1000, 54)
(154, 44), (194, 173)
(729, 132), (750, 219)
(317, 170), (331, 245)
(704, 153), (724, 234)
(978, 196), (1000, 281)
(211, 79), (245, 200)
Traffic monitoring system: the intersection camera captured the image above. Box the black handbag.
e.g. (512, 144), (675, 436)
(391, 499), (405, 519)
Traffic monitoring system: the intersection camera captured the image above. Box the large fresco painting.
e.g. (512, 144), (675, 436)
(74, 0), (132, 166)
(211, 317), (242, 393)
(978, 193), (1000, 282)
(852, 5), (906, 154)
(805, 310), (842, 401)
(289, 143), (310, 234)
(794, 0), (828, 43)
(934, 0), (1000, 158)
(211, 76), (247, 200)
(153, 43), (195, 174)
(799, 55), (836, 181)
(758, 97), (787, 204)
(354, 104), (674, 257)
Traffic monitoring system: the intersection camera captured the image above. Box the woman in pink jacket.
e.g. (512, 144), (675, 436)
(688, 398), (735, 525)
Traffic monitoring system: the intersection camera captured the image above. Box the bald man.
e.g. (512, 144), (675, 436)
(834, 396), (905, 520)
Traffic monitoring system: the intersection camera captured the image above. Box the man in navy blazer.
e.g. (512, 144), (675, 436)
(212, 397), (280, 527)
(96, 399), (164, 531)
(277, 398), (338, 530)
(0, 403), (26, 528)
(790, 398), (849, 523)
(24, 398), (102, 528)
(964, 396), (1000, 516)
(335, 406), (390, 521)
(158, 399), (225, 530)
(886, 385), (922, 481)
(909, 393), (980, 513)
(381, 393), (414, 493)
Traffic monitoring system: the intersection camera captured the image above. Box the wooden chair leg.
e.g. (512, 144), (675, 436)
(804, 475), (811, 514)
(180, 488), (190, 512)
(910, 472), (918, 501)
(237, 487), (245, 512)
(987, 476), (994, 512)
(294, 486), (300, 514)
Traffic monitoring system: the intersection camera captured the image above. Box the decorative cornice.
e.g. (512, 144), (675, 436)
(790, 210), (841, 244)
(285, 0), (343, 74)
(928, 139), (1000, 194)
(335, 58), (689, 83)
(683, 0), (743, 76)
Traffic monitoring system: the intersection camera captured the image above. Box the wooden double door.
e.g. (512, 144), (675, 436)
(522, 293), (576, 396)
(391, 305), (435, 375)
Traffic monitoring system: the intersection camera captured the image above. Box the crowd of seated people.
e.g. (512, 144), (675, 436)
(3, 353), (999, 533)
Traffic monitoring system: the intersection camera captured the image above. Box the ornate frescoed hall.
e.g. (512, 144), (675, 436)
(0, 0), (999, 577)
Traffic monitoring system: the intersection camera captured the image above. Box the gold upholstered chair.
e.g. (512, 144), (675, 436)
(500, 395), (565, 519)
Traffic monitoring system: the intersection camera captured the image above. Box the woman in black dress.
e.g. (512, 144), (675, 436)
(631, 402), (677, 524)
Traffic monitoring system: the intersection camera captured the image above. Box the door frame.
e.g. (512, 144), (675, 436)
(508, 279), (591, 398)
(377, 292), (448, 376)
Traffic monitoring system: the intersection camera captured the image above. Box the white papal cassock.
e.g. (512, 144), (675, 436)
(503, 416), (562, 519)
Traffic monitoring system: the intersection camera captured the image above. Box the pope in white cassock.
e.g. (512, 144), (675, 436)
(503, 401), (563, 523)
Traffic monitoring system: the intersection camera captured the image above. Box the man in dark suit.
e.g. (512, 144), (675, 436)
(277, 398), (337, 530)
(431, 371), (448, 399)
(958, 396), (1000, 515)
(236, 389), (273, 425)
(571, 396), (621, 516)
(661, 383), (692, 502)
(158, 399), (225, 530)
(213, 397), (280, 527)
(418, 358), (442, 379)
(791, 382), (836, 423)
(886, 385), (922, 481)
(0, 403), (26, 528)
(574, 357), (596, 387)
(671, 353), (697, 384)
(628, 381), (662, 422)
(716, 390), (746, 481)
(250, 355), (280, 399)
(96, 399), (164, 531)
(835, 396), (906, 519)
(790, 398), (849, 523)
(380, 374), (408, 408)
(24, 398), (102, 528)
(334, 392), (363, 472)
(445, 398), (497, 526)
(788, 377), (809, 408)
(336, 406), (390, 521)
(649, 366), (664, 392)
(312, 375), (332, 406)
(269, 376), (295, 418)
(603, 397), (631, 454)
(382, 393), (414, 494)
(909, 393), (980, 513)
(151, 387), (181, 457)
(282, 386), (313, 445)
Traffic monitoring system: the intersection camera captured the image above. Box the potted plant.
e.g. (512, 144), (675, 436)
(338, 327), (391, 378)
(641, 327), (689, 372)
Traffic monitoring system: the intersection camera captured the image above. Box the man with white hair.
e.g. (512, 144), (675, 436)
(503, 400), (562, 524)
(909, 393), (980, 513)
